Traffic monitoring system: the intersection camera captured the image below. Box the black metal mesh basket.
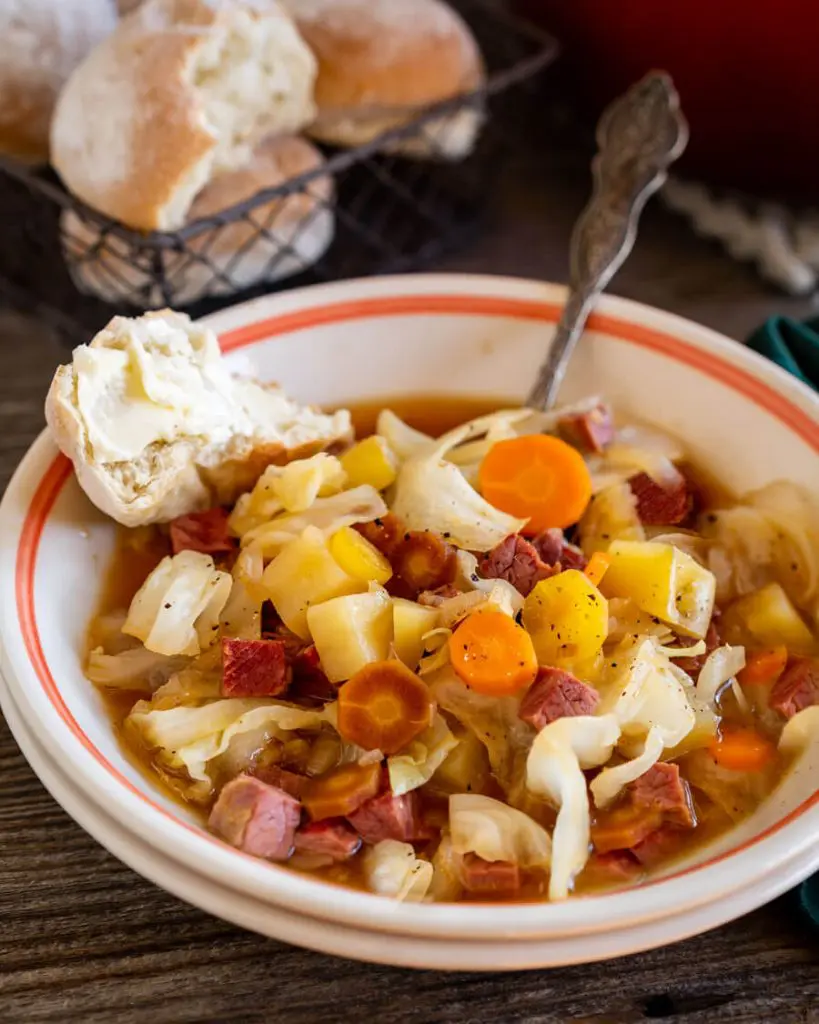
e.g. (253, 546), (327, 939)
(0, 0), (556, 344)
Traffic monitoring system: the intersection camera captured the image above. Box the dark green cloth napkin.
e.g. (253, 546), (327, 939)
(746, 316), (818, 931)
(747, 316), (819, 389)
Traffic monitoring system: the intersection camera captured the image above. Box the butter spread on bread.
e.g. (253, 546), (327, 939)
(45, 310), (351, 526)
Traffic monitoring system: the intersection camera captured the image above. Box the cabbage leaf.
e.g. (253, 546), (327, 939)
(449, 793), (552, 867)
(388, 712), (459, 796)
(364, 840), (433, 901)
(123, 550), (232, 657)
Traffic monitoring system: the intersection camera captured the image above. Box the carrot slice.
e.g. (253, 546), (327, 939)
(479, 434), (593, 533)
(448, 609), (538, 697)
(337, 660), (433, 755)
(738, 646), (788, 687)
(584, 551), (612, 588)
(302, 762), (382, 820)
(709, 726), (777, 772)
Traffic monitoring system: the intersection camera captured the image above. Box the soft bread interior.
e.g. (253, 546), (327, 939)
(190, 5), (317, 177)
(45, 310), (351, 527)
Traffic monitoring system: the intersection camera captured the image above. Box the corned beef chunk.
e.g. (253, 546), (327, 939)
(479, 534), (557, 597)
(629, 472), (692, 525)
(294, 819), (361, 861)
(222, 637), (290, 697)
(169, 507), (234, 555)
(770, 658), (819, 719)
(347, 789), (423, 844)
(518, 667), (599, 730)
(559, 403), (615, 454)
(460, 854), (521, 895)
(209, 776), (300, 860)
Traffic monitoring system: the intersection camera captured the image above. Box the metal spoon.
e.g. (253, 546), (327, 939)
(526, 72), (689, 410)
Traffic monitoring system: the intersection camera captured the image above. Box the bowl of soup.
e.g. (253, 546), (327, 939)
(1, 273), (817, 970)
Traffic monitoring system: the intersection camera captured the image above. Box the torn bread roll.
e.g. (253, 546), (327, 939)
(0, 0), (118, 163)
(282, 0), (485, 160)
(61, 135), (335, 306)
(51, 0), (317, 231)
(45, 310), (352, 527)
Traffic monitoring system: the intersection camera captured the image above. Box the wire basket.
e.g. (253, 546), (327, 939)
(0, 0), (557, 345)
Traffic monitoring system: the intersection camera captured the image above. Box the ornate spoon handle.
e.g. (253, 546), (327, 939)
(526, 72), (689, 410)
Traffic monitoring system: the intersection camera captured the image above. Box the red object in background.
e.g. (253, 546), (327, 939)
(516, 0), (819, 199)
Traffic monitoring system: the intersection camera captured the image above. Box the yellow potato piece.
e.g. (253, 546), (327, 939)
(306, 587), (393, 684)
(262, 528), (364, 639)
(522, 569), (608, 665)
(392, 598), (439, 669)
(329, 526), (392, 585)
(340, 435), (398, 491)
(603, 540), (715, 639)
(726, 582), (816, 655)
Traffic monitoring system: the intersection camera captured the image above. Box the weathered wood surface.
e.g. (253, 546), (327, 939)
(1, 145), (817, 1024)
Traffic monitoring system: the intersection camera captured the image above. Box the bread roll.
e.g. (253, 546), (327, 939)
(51, 0), (318, 231)
(0, 0), (118, 163)
(45, 310), (352, 527)
(282, 0), (485, 159)
(61, 136), (334, 306)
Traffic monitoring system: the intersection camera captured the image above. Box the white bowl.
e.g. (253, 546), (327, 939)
(1, 273), (818, 970)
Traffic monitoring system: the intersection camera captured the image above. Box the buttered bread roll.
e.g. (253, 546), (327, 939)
(62, 135), (335, 306)
(0, 0), (117, 163)
(45, 310), (352, 527)
(282, 0), (485, 159)
(51, 0), (318, 231)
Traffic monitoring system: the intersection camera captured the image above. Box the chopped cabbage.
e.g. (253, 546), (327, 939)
(588, 444), (683, 495)
(127, 698), (332, 801)
(779, 705), (819, 754)
(454, 549), (525, 615)
(605, 540), (716, 638)
(701, 482), (819, 610)
(429, 834), (463, 901)
(417, 627), (452, 676)
(449, 793), (552, 867)
(241, 486), (388, 560)
(599, 638), (697, 750)
(376, 409), (433, 461)
(306, 584), (393, 683)
(219, 578), (262, 641)
(590, 725), (665, 808)
(435, 583), (519, 630)
(86, 646), (190, 690)
(682, 748), (774, 822)
(391, 415), (528, 550)
(579, 482), (645, 557)
(364, 840), (433, 901)
(606, 597), (675, 646)
(229, 453), (347, 535)
(388, 712), (459, 796)
(696, 644), (746, 702)
(123, 550), (232, 657)
(430, 669), (535, 798)
(526, 715), (620, 899)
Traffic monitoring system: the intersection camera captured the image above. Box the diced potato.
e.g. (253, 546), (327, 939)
(725, 583), (816, 655)
(429, 727), (490, 795)
(328, 525), (393, 586)
(340, 435), (398, 491)
(522, 569), (608, 665)
(306, 586), (393, 683)
(603, 540), (715, 639)
(392, 598), (439, 669)
(262, 527), (365, 639)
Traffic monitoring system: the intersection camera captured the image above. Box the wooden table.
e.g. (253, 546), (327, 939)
(1, 144), (817, 1024)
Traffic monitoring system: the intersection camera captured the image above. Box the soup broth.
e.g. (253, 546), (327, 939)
(87, 396), (807, 902)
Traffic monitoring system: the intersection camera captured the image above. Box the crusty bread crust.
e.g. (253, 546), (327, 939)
(285, 0), (484, 116)
(51, 0), (316, 231)
(61, 135), (335, 305)
(45, 310), (352, 527)
(0, 0), (117, 163)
